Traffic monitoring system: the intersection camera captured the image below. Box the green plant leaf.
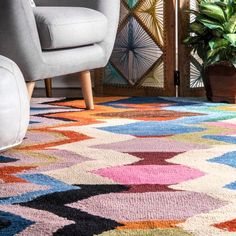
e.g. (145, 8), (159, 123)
(214, 1), (227, 10)
(197, 16), (224, 30)
(207, 47), (224, 59)
(212, 29), (223, 37)
(229, 50), (236, 67)
(199, 3), (226, 23)
(196, 44), (208, 61)
(225, 13), (236, 33)
(184, 0), (236, 66)
(190, 22), (206, 35)
(206, 47), (224, 65)
(209, 38), (229, 49)
(224, 34), (236, 46)
(225, 4), (234, 20)
(183, 36), (201, 45)
(185, 9), (200, 16)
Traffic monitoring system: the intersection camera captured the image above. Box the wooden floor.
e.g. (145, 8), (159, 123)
(33, 88), (83, 98)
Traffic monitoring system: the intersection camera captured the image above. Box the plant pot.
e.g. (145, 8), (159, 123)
(204, 63), (236, 103)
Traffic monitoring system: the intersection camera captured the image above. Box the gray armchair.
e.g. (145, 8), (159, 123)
(0, 0), (120, 109)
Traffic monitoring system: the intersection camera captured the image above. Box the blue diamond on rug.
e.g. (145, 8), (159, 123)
(225, 181), (236, 190)
(208, 151), (236, 168)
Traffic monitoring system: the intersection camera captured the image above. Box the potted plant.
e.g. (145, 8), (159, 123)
(184, 0), (236, 103)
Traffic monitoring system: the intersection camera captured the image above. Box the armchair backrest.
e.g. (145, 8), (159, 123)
(34, 0), (97, 8)
(0, 0), (43, 80)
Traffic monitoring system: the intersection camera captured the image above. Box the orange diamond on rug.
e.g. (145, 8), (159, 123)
(214, 218), (236, 232)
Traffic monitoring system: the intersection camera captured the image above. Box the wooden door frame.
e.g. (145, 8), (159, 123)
(178, 0), (205, 97)
(165, 0), (177, 97)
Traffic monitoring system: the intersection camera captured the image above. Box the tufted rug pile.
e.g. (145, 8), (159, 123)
(1, 97), (236, 236)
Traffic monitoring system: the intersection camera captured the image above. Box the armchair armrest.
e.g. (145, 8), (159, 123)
(0, 0), (43, 81)
(96, 0), (120, 64)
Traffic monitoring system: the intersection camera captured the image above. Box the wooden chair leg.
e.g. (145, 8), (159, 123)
(26, 81), (35, 100)
(44, 78), (52, 97)
(79, 71), (94, 110)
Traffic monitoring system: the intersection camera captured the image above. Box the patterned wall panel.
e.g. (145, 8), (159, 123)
(178, 0), (205, 97)
(101, 0), (175, 95)
(189, 0), (204, 89)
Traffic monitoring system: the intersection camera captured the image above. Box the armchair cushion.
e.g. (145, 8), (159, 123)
(34, 7), (108, 50)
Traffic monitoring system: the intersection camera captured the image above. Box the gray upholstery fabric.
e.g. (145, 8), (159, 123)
(30, 0), (36, 7)
(0, 0), (44, 81)
(34, 7), (108, 50)
(0, 0), (120, 82)
(0, 56), (29, 151)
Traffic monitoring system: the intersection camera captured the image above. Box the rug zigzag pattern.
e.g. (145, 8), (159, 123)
(1, 97), (236, 235)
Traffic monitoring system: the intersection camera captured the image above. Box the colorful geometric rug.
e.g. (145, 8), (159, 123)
(1, 97), (236, 236)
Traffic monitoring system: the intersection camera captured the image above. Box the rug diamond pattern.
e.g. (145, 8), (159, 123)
(1, 97), (236, 235)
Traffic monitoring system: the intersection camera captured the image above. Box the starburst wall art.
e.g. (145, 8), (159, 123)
(104, 0), (167, 90)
